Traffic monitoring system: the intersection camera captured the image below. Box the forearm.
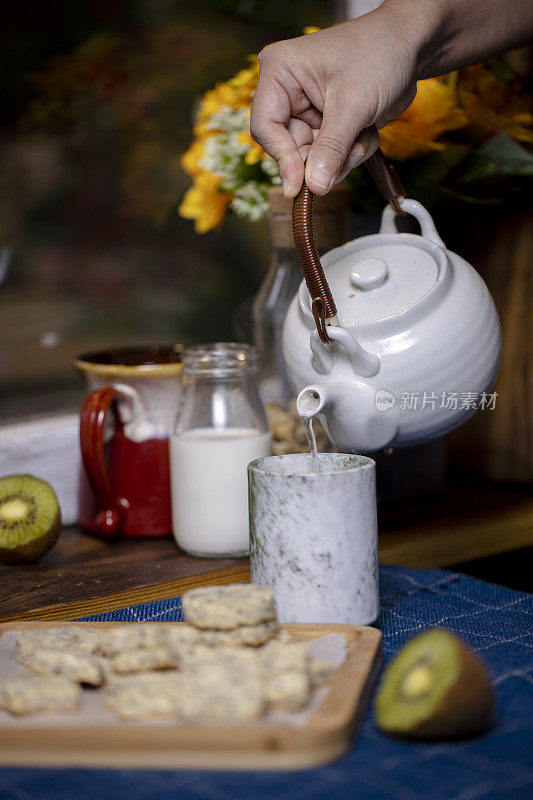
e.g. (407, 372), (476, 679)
(380, 0), (533, 78)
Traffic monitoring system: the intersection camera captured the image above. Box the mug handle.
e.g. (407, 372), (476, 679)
(80, 387), (130, 538)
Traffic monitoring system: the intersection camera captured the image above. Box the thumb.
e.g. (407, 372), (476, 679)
(305, 88), (370, 194)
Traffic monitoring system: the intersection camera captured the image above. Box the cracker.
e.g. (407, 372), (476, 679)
(182, 584), (276, 631)
(106, 675), (183, 720)
(98, 625), (155, 656)
(178, 663), (264, 723)
(309, 658), (337, 687)
(99, 623), (200, 656)
(200, 621), (279, 648)
(176, 644), (260, 672)
(264, 671), (311, 712)
(1, 676), (80, 716)
(17, 646), (107, 687)
(106, 671), (183, 689)
(110, 647), (179, 675)
(155, 624), (202, 649)
(270, 629), (293, 644)
(106, 672), (182, 720)
(261, 641), (311, 711)
(17, 626), (101, 655)
(262, 640), (309, 674)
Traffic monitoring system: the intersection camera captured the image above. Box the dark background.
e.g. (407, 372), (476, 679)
(0, 0), (338, 419)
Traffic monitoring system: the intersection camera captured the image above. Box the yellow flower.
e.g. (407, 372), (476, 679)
(238, 122), (265, 164)
(196, 87), (225, 123)
(380, 76), (468, 160)
(195, 56), (259, 135)
(181, 137), (207, 177)
(179, 172), (232, 233)
(457, 65), (533, 143)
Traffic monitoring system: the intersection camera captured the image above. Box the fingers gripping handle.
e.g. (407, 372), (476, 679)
(80, 387), (129, 538)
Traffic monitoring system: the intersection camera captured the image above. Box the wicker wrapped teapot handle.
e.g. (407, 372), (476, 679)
(365, 149), (407, 215)
(292, 148), (406, 343)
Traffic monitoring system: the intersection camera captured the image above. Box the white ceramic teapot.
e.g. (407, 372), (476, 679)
(283, 197), (501, 453)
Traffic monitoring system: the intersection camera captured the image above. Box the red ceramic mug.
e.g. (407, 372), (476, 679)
(74, 346), (183, 538)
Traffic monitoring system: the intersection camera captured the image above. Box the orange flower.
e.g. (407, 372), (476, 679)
(457, 65), (533, 143)
(380, 76), (468, 160)
(178, 172), (232, 233)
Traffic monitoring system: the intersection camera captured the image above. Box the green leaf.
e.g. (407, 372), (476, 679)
(454, 132), (533, 186)
(486, 59), (515, 83)
(402, 144), (471, 207)
(347, 143), (471, 211)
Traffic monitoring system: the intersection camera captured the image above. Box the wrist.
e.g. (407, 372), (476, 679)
(374, 0), (447, 79)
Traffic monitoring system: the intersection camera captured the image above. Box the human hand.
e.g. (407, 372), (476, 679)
(250, 7), (421, 197)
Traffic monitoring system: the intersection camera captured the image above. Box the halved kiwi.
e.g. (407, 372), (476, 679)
(375, 628), (495, 739)
(0, 475), (61, 564)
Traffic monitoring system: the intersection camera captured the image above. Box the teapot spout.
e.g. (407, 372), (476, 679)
(297, 382), (399, 453)
(296, 384), (330, 420)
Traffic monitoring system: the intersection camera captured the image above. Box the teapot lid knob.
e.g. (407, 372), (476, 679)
(350, 257), (389, 291)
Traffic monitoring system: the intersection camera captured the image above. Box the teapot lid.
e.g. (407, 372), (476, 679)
(299, 200), (449, 328)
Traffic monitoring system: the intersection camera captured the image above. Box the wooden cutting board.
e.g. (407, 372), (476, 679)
(0, 621), (381, 770)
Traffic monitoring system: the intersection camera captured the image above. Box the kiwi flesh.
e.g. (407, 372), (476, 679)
(375, 628), (495, 739)
(0, 475), (61, 564)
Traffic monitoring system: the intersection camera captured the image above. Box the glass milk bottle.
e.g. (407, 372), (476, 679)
(170, 343), (271, 557)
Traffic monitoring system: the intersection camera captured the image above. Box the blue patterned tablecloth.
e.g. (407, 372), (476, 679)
(1, 564), (532, 800)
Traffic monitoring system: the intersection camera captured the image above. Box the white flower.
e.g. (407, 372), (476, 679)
(206, 106), (250, 133)
(261, 156), (280, 179)
(230, 182), (269, 222)
(198, 132), (250, 190)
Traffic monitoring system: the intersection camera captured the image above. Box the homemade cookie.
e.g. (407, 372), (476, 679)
(98, 625), (156, 656)
(99, 623), (201, 656)
(175, 644), (260, 672)
(17, 646), (107, 686)
(270, 629), (292, 645)
(182, 584), (276, 631)
(261, 640), (312, 711)
(106, 675), (183, 720)
(105, 671), (180, 718)
(17, 626), (101, 655)
(264, 671), (311, 712)
(178, 662), (264, 723)
(262, 640), (309, 674)
(309, 658), (337, 687)
(199, 621), (279, 648)
(1, 676), (80, 716)
(156, 624), (202, 649)
(111, 647), (179, 675)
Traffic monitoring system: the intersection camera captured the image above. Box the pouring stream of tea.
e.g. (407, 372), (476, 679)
(302, 416), (320, 473)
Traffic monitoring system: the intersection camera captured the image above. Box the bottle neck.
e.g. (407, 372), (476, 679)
(183, 368), (258, 385)
(182, 343), (257, 378)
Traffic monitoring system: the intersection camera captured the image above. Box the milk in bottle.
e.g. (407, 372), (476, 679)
(170, 344), (271, 556)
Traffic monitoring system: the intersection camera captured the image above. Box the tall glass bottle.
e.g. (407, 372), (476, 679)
(252, 185), (351, 403)
(170, 343), (271, 558)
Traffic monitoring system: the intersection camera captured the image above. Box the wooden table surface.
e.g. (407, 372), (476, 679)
(1, 476), (532, 622)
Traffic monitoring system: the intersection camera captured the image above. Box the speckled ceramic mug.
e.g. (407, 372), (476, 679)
(248, 453), (379, 625)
